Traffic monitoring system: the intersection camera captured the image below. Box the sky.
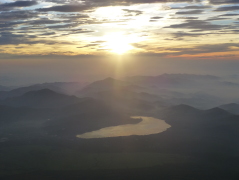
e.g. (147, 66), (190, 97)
(0, 0), (239, 85)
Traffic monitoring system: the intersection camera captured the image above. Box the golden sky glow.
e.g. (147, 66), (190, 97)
(0, 0), (239, 58)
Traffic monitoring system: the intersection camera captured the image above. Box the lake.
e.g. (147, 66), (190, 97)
(76, 116), (171, 139)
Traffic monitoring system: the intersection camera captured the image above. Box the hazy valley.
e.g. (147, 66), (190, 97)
(0, 74), (239, 179)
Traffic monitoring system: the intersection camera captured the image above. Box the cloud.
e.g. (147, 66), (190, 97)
(58, 14), (89, 20)
(206, 16), (229, 21)
(166, 43), (239, 55)
(169, 30), (238, 39)
(0, 21), (25, 30)
(0, 1), (37, 7)
(171, 31), (206, 38)
(149, 16), (163, 22)
(39, 32), (56, 36)
(219, 13), (239, 16)
(176, 10), (204, 14)
(0, 32), (28, 45)
(77, 41), (104, 49)
(62, 29), (95, 35)
(214, 6), (239, 11)
(37, 0), (200, 12)
(164, 19), (226, 30)
(122, 9), (143, 16)
(0, 1), (38, 11)
(173, 5), (212, 9)
(131, 43), (149, 49)
(0, 32), (74, 45)
(86, 0), (200, 5)
(46, 23), (81, 29)
(209, 0), (239, 5)
(169, 16), (198, 20)
(0, 10), (38, 21)
(151, 16), (163, 19)
(28, 18), (64, 25)
(37, 5), (93, 12)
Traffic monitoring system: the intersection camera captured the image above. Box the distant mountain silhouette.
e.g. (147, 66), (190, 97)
(153, 100), (173, 108)
(80, 89), (159, 114)
(219, 103), (239, 115)
(36, 81), (87, 94)
(75, 77), (136, 97)
(0, 89), (80, 108)
(221, 81), (239, 87)
(0, 85), (12, 91)
(158, 104), (202, 122)
(0, 82), (86, 99)
(123, 74), (220, 87)
(158, 104), (232, 124)
(202, 107), (232, 119)
(69, 74), (239, 109)
(166, 104), (200, 112)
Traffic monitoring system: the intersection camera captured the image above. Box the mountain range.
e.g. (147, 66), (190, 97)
(0, 85), (238, 139)
(1, 74), (239, 180)
(0, 81), (87, 100)
(219, 103), (239, 115)
(0, 89), (80, 108)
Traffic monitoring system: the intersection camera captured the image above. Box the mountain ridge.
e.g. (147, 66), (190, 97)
(0, 89), (80, 108)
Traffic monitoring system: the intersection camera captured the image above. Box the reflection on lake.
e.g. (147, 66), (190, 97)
(76, 116), (171, 139)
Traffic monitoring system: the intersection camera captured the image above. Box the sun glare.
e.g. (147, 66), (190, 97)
(107, 40), (133, 54)
(103, 32), (140, 54)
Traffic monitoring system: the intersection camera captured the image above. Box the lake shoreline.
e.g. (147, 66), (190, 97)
(76, 116), (171, 139)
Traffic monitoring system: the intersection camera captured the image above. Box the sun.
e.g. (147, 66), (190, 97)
(103, 32), (134, 54)
(108, 40), (133, 54)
